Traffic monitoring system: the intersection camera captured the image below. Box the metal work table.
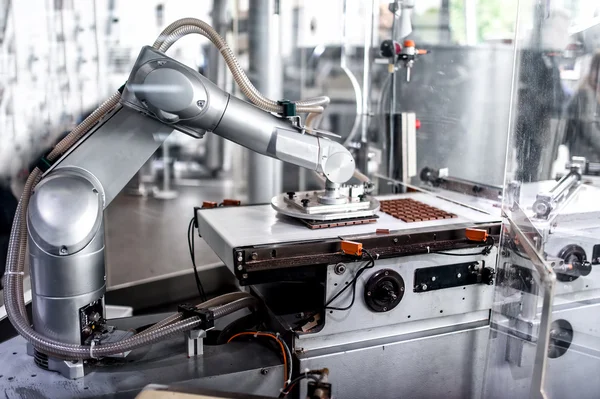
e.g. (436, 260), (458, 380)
(0, 315), (284, 399)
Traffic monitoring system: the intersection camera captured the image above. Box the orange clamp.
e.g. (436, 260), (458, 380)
(465, 228), (488, 242)
(202, 201), (218, 209)
(341, 240), (363, 257)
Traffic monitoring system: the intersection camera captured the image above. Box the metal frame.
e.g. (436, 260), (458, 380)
(504, 211), (556, 399)
(231, 222), (500, 284)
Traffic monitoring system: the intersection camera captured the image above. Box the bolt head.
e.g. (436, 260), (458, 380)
(251, 252), (258, 260)
(334, 263), (346, 275)
(384, 271), (389, 276)
(393, 238), (399, 243)
(367, 291), (372, 296)
(237, 265), (243, 271)
(422, 284), (428, 290)
(457, 273), (462, 278)
(382, 307), (388, 311)
(431, 276), (436, 281)
(197, 100), (206, 108)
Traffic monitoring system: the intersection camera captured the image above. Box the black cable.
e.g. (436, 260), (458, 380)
(325, 249), (376, 311)
(188, 217), (207, 301)
(433, 236), (495, 257)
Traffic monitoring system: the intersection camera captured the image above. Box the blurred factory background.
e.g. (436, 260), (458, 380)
(0, 0), (599, 309)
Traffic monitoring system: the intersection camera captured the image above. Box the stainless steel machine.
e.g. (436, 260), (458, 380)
(2, 7), (600, 399)
(196, 191), (500, 398)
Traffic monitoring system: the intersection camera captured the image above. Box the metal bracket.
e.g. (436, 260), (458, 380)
(27, 343), (85, 380)
(186, 329), (207, 357)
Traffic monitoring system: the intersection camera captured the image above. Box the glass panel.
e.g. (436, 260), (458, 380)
(371, 0), (518, 197)
(484, 1), (600, 397)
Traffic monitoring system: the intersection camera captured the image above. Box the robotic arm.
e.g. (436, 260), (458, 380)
(16, 44), (356, 370)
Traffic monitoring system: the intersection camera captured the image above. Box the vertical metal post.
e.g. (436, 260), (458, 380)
(206, 0), (229, 176)
(247, 0), (283, 203)
(439, 0), (451, 43)
(464, 0), (478, 46)
(153, 137), (178, 200)
(388, 7), (397, 179)
(358, 0), (376, 173)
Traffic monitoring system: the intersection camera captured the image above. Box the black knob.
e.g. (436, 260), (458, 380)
(380, 40), (399, 58)
(286, 191), (295, 199)
(301, 199), (310, 207)
(364, 269), (404, 312)
(376, 281), (398, 301)
(557, 244), (591, 282)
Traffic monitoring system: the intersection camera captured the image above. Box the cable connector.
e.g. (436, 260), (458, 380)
(277, 100), (297, 117)
(35, 150), (54, 173)
(177, 303), (214, 329)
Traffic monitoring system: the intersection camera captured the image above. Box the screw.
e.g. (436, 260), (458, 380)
(301, 199), (310, 207)
(382, 307), (388, 311)
(197, 100), (206, 108)
(393, 238), (399, 243)
(157, 60), (166, 66)
(421, 283), (428, 290)
(260, 368), (269, 375)
(400, 287), (404, 291)
(334, 263), (346, 275)
(367, 291), (372, 296)
(237, 252), (243, 262)
(286, 191), (295, 199)
(384, 270), (389, 276)
(60, 246), (68, 255)
(431, 276), (436, 281)
(251, 252), (258, 260)
(242, 273), (248, 279)
(237, 265), (243, 271)
(457, 273), (462, 278)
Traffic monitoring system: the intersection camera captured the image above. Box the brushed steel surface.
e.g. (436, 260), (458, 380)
(295, 249), (496, 351)
(298, 325), (490, 399)
(104, 185), (228, 288)
(0, 333), (284, 399)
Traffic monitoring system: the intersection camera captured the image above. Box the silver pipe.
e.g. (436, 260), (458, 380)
(247, 0), (283, 203)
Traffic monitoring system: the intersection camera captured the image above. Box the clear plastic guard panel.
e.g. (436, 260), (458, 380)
(370, 0), (518, 202)
(483, 1), (600, 398)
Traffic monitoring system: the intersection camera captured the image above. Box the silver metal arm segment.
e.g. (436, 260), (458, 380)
(120, 46), (355, 184)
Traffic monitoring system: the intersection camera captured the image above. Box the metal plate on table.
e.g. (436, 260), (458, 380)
(272, 193), (380, 221)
